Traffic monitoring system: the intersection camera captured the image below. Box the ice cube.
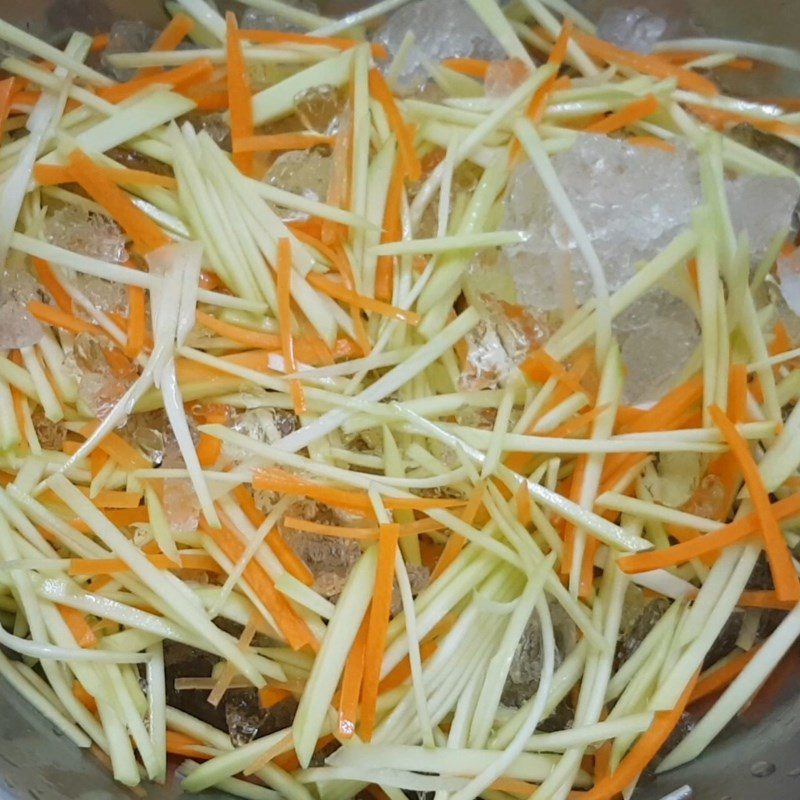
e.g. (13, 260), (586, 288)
(460, 295), (551, 390)
(372, 0), (505, 93)
(164, 478), (201, 534)
(265, 150), (333, 220)
(597, 6), (667, 53)
(0, 301), (43, 349)
(294, 85), (340, 135)
(46, 206), (129, 264)
(485, 59), (530, 97)
(726, 174), (800, 260)
(682, 473), (727, 520)
(102, 21), (160, 81)
(180, 111), (232, 150)
(619, 292), (699, 405)
(222, 408), (298, 466)
(118, 410), (168, 465)
(241, 0), (320, 33)
(503, 136), (702, 311)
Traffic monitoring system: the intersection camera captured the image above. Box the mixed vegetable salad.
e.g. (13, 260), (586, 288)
(0, 1), (799, 799)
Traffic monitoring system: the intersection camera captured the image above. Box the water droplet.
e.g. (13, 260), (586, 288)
(751, 760), (776, 778)
(788, 766), (800, 777)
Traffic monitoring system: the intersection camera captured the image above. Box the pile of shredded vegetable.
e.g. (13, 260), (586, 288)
(0, 1), (800, 798)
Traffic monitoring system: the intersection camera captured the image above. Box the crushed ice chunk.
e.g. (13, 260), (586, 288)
(294, 85), (340, 135)
(460, 295), (551, 390)
(485, 59), (530, 97)
(642, 452), (703, 508)
(164, 478), (201, 534)
(46, 206), (129, 264)
(619, 291), (699, 405)
(102, 21), (160, 81)
(181, 111), (232, 150)
(683, 473), (727, 520)
(265, 150), (333, 220)
(222, 409), (298, 466)
(241, 0), (320, 33)
(778, 248), (800, 316)
(726, 175), (800, 260)
(597, 6), (667, 53)
(119, 411), (168, 465)
(0, 301), (43, 349)
(372, 0), (505, 93)
(502, 136), (703, 311)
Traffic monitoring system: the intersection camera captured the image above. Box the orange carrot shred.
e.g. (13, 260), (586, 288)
(226, 12), (255, 176)
(585, 93), (660, 134)
(277, 237), (306, 414)
(233, 133), (335, 153)
(97, 58), (214, 103)
(431, 482), (485, 581)
(28, 301), (104, 337)
(583, 673), (699, 800)
(66, 150), (170, 252)
(339, 616), (369, 738)
(57, 605), (98, 648)
(368, 68), (421, 181)
(138, 13), (195, 77)
(627, 135), (676, 152)
(440, 58), (490, 79)
(32, 258), (72, 313)
(376, 154), (404, 301)
(0, 78), (14, 138)
(360, 524), (400, 740)
(710, 405), (800, 602)
(125, 285), (146, 360)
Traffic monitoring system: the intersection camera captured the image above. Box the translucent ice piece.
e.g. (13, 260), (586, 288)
(284, 528), (362, 600)
(485, 58), (530, 97)
(265, 150), (333, 220)
(102, 21), (159, 81)
(503, 136), (703, 311)
(619, 291), (699, 405)
(0, 301), (42, 349)
(597, 6), (667, 53)
(372, 0), (505, 93)
(777, 247), (800, 316)
(46, 206), (128, 264)
(294, 85), (340, 135)
(164, 478), (201, 534)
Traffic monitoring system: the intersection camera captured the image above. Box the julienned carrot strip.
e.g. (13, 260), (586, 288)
(138, 13), (195, 77)
(618, 491), (800, 574)
(687, 103), (800, 139)
(32, 259), (72, 313)
(378, 640), (437, 694)
(259, 686), (292, 708)
(69, 554), (222, 576)
(522, 19), (573, 126)
(196, 433), (221, 467)
(440, 58), (490, 79)
(200, 518), (317, 652)
(368, 69), (421, 182)
(35, 162), (177, 189)
(306, 272), (420, 325)
(282, 515), (445, 540)
(585, 93), (660, 134)
(166, 730), (210, 760)
(89, 449), (108, 482)
(521, 349), (587, 396)
(90, 33), (109, 53)
(728, 363), (748, 424)
(277, 237), (306, 415)
(0, 77), (18, 137)
(548, 18), (574, 66)
(375, 155), (404, 302)
(430, 482), (486, 581)
(360, 525), (400, 740)
(690, 646), (761, 703)
(239, 28), (387, 60)
(770, 321), (792, 358)
(627, 135), (676, 152)
(125, 285), (146, 360)
(572, 30), (719, 96)
(67, 150), (170, 252)
(28, 301), (103, 337)
(231, 485), (314, 586)
(739, 591), (796, 611)
(57, 605), (97, 648)
(339, 616), (368, 738)
(710, 405), (800, 602)
(582, 673), (699, 800)
(196, 309), (281, 350)
(73, 682), (98, 713)
(97, 58), (214, 103)
(226, 12), (254, 176)
(252, 469), (464, 515)
(79, 422), (150, 470)
(233, 133), (335, 153)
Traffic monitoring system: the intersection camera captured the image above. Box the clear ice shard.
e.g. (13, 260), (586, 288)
(778, 247), (800, 317)
(294, 85), (340, 135)
(265, 150), (333, 220)
(501, 135), (704, 311)
(619, 290), (699, 405)
(596, 6), (667, 53)
(102, 21), (160, 81)
(0, 268), (43, 348)
(372, 0), (505, 93)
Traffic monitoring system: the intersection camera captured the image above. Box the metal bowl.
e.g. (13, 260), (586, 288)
(0, 1), (797, 798)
